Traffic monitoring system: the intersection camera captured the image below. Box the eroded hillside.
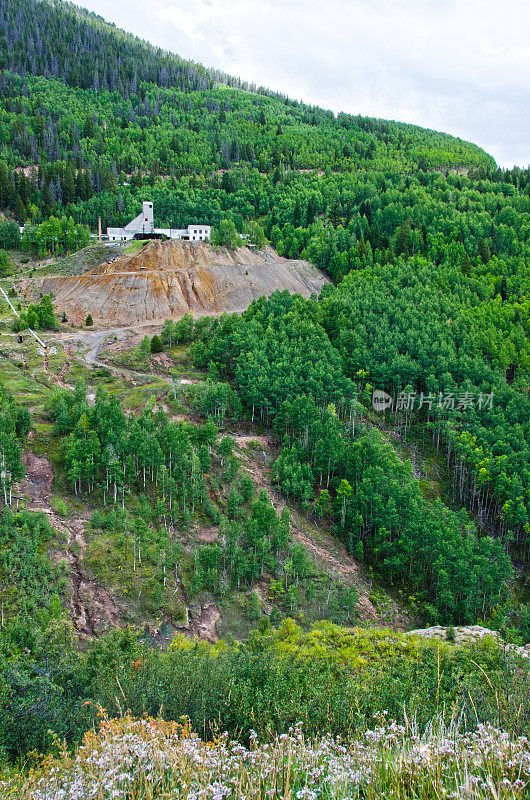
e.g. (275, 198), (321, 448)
(0, 321), (408, 646)
(20, 242), (329, 326)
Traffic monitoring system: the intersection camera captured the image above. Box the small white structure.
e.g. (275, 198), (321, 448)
(107, 201), (211, 243)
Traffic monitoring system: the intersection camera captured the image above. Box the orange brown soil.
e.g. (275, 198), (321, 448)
(20, 241), (329, 327)
(19, 451), (54, 502)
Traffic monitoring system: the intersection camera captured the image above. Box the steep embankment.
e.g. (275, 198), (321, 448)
(21, 242), (329, 326)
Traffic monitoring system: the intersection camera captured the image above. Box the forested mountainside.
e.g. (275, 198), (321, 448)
(1, 0), (530, 777)
(0, 0), (217, 92)
(0, 67), (498, 234)
(0, 0), (497, 239)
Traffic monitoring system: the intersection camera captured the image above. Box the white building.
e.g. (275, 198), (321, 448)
(107, 201), (211, 243)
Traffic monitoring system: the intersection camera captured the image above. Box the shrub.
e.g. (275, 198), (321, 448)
(140, 335), (151, 356)
(50, 497), (68, 516)
(0, 620), (528, 761)
(6, 715), (530, 800)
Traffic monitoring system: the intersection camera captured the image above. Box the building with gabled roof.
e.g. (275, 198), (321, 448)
(106, 202), (210, 242)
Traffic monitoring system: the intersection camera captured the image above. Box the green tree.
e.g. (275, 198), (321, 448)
(150, 334), (163, 353)
(0, 250), (11, 277)
(212, 219), (239, 249)
(140, 335), (151, 356)
(477, 237), (491, 264)
(0, 220), (20, 249)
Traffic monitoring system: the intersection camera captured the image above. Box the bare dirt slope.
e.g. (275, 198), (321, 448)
(22, 242), (329, 326)
(17, 454), (125, 637)
(230, 433), (413, 629)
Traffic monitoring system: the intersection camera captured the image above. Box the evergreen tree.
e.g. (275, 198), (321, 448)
(150, 334), (163, 353)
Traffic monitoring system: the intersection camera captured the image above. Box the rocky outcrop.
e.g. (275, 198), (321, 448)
(22, 242), (330, 326)
(406, 625), (530, 659)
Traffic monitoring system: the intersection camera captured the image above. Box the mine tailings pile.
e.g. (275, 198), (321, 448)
(22, 241), (330, 326)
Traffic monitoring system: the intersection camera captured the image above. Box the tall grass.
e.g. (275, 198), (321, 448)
(2, 711), (529, 799)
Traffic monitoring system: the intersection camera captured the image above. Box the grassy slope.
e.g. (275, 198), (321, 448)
(0, 316), (413, 640)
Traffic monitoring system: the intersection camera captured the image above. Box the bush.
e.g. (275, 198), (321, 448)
(7, 714), (530, 800)
(0, 620), (528, 761)
(140, 335), (151, 356)
(85, 314), (93, 326)
(50, 497), (68, 516)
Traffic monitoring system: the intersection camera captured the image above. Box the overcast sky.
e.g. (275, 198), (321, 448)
(70, 0), (530, 167)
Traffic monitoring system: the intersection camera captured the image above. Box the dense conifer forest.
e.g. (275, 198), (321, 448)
(0, 0), (529, 781)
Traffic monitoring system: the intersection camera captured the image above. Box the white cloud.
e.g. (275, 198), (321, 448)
(70, 0), (530, 166)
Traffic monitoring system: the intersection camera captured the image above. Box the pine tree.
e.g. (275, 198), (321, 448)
(306, 198), (315, 225)
(150, 334), (163, 353)
(42, 181), (54, 216)
(395, 218), (411, 257)
(328, 196), (343, 226)
(63, 164), (76, 204)
(477, 237), (491, 264)
(13, 193), (26, 222)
